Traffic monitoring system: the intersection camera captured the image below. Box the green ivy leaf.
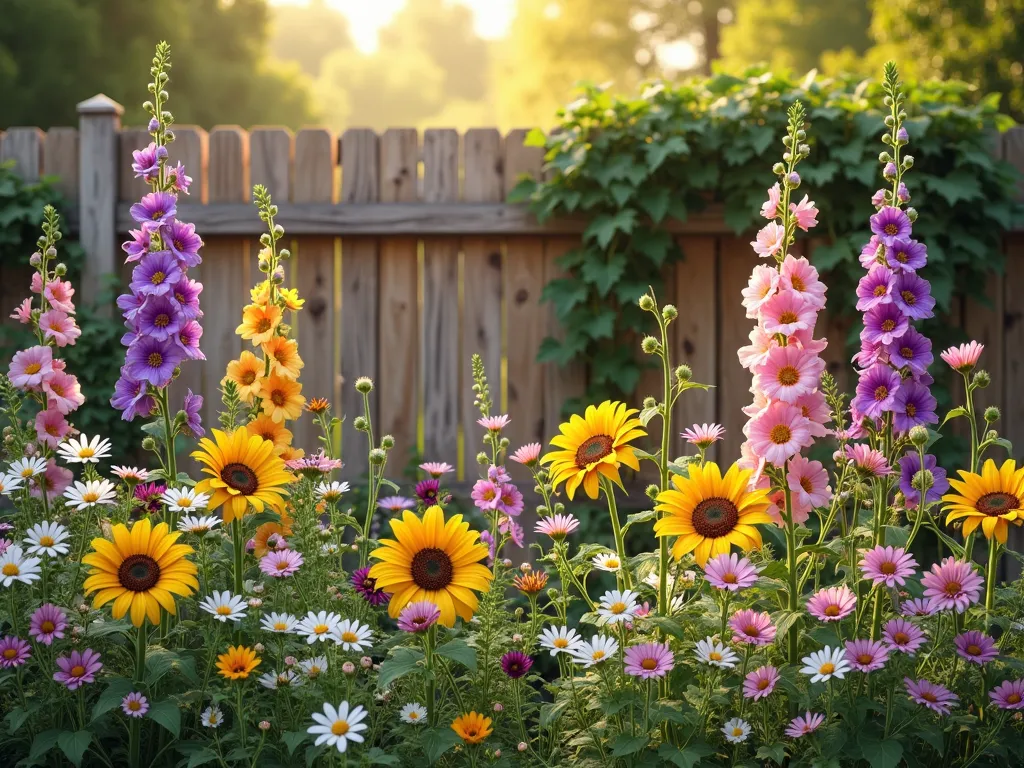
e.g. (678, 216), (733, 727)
(859, 736), (903, 768)
(57, 731), (92, 767)
(435, 638), (477, 671)
(657, 742), (716, 768)
(580, 253), (628, 297)
(645, 135), (689, 172)
(637, 186), (672, 223)
(583, 210), (636, 249)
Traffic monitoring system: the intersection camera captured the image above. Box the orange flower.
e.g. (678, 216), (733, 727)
(262, 336), (303, 380)
(306, 397), (330, 414)
(514, 570), (548, 595)
(216, 645), (260, 680)
(245, 415), (293, 455)
(253, 507), (294, 557)
(279, 445), (305, 462)
(278, 287), (304, 311)
(260, 374), (304, 423)
(223, 351), (264, 402)
(451, 712), (492, 744)
(236, 303), (282, 346)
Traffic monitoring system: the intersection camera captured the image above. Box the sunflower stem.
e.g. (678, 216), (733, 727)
(600, 477), (631, 590)
(231, 518), (245, 639)
(130, 625), (147, 768)
(424, 623), (436, 727)
(235, 683), (247, 745)
(783, 476), (800, 666)
(985, 540), (1000, 624)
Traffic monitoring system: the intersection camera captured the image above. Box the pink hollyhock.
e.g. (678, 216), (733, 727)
(792, 391), (831, 438)
(30, 272), (43, 294)
(760, 290), (817, 336)
(761, 183), (781, 219)
(31, 459), (73, 501)
(747, 402), (813, 467)
(751, 222), (786, 257)
(43, 279), (76, 313)
(786, 455), (831, 509)
(767, 487), (810, 527)
(737, 441), (766, 487)
(754, 345), (825, 404)
(42, 370), (84, 415)
(35, 407), (72, 449)
(9, 346), (54, 390)
(10, 298), (32, 324)
(741, 265), (780, 318)
(779, 255), (826, 309)
(737, 326), (776, 370)
(789, 195), (818, 231)
(39, 310), (81, 347)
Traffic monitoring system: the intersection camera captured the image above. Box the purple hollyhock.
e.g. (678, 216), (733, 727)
(859, 236), (884, 268)
(117, 291), (145, 322)
(136, 294), (185, 341)
(164, 220), (203, 267)
(892, 380), (937, 432)
(167, 162), (192, 194)
(885, 327), (933, 378)
(870, 207), (912, 244)
(125, 335), (183, 387)
(862, 302), (909, 346)
(110, 370), (156, 421)
(351, 566), (390, 606)
(856, 265), (895, 312)
(852, 363), (901, 420)
(130, 191), (177, 231)
(183, 389), (205, 438)
(898, 452), (949, 508)
(131, 143), (161, 180)
(122, 229), (151, 262)
(175, 320), (205, 361)
(500, 650), (533, 679)
(171, 277), (204, 320)
(886, 237), (928, 272)
(130, 251), (182, 298)
(892, 272), (935, 320)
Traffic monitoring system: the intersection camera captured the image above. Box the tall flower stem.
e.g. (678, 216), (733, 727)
(129, 625), (147, 768)
(423, 624), (437, 727)
(600, 477), (631, 590)
(783, 479), (800, 666)
(985, 541), (1000, 622)
(235, 684), (247, 745)
(231, 518), (245, 599)
(358, 391), (379, 568)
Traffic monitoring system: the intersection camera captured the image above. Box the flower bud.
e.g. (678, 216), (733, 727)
(772, 162), (785, 175)
(493, 701), (504, 713)
(676, 364), (692, 382)
(502, 558), (512, 567)
(883, 162), (897, 179)
(475, 451), (488, 466)
(78, 603), (90, 615)
(645, 484), (660, 500)
(29, 252), (42, 267)
(884, 115), (896, 127)
(906, 207), (918, 222)
(797, 144), (810, 156)
(547, 588), (559, 601)
(141, 437), (157, 452)
(902, 155), (914, 169)
(796, 129), (806, 141)
(381, 434), (395, 450)
(259, 721), (271, 731)
(499, 437), (510, 449)
(284, 656), (297, 666)
(641, 336), (660, 354)
(369, 448), (386, 465)
(984, 406), (1000, 423)
(520, 562), (532, 572)
(518, 743), (528, 753)
(54, 263), (67, 276)
(353, 416), (367, 431)
(342, 662), (356, 675)
(258, 258), (271, 273)
(787, 172), (800, 187)
(908, 425), (929, 447)
(494, 750), (502, 758)
(879, 152), (893, 164)
(973, 370), (991, 388)
(638, 294), (655, 311)
(512, 633), (523, 644)
(248, 598), (263, 608)
(278, 248), (291, 261)
(642, 396), (656, 409)
(987, 429), (999, 442)
(355, 376), (374, 393)
(253, 643), (265, 653)
(360, 656), (373, 669)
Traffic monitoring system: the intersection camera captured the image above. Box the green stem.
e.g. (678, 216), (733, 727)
(130, 626), (147, 768)
(601, 477), (631, 590)
(232, 518), (245, 595)
(985, 540), (1000, 622)
(424, 624), (437, 727)
(235, 683), (247, 745)
(783, 480), (799, 666)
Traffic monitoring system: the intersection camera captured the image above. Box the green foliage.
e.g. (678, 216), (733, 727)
(518, 69), (1021, 430)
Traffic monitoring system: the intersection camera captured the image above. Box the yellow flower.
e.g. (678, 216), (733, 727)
(236, 303), (282, 346)
(653, 461), (773, 566)
(250, 280), (271, 306)
(451, 712), (492, 744)
(279, 445), (305, 462)
(943, 459), (1024, 544)
(541, 401), (645, 500)
(82, 518), (198, 627)
(223, 351), (264, 402)
(245, 414), (294, 455)
(278, 287), (304, 311)
(192, 428), (293, 523)
(369, 506), (492, 627)
(260, 374), (305, 424)
(216, 645), (260, 680)
(262, 336), (304, 380)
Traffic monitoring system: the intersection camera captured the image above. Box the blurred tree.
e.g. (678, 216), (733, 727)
(0, 0), (315, 130)
(269, 0), (355, 79)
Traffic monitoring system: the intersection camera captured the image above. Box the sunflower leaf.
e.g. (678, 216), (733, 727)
(57, 730), (92, 768)
(148, 699), (181, 738)
(940, 406), (969, 428)
(422, 727), (463, 763)
(435, 639), (477, 672)
(377, 647), (424, 690)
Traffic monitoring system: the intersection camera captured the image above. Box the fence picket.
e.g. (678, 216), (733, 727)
(1, 127), (44, 181)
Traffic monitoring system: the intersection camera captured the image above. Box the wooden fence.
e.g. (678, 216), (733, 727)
(1, 94), (1023, 488)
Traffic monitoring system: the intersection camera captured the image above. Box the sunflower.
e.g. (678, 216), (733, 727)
(260, 373), (305, 424)
(216, 645), (261, 680)
(245, 414), (293, 455)
(236, 303), (282, 346)
(223, 351), (264, 402)
(451, 712), (493, 744)
(943, 459), (1024, 543)
(261, 336), (304, 380)
(192, 428), (294, 523)
(82, 518), (198, 627)
(653, 461), (773, 566)
(368, 506), (492, 627)
(540, 401), (646, 500)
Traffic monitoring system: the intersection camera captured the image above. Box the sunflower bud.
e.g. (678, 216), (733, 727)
(477, 452), (489, 465)
(676, 364), (692, 382)
(643, 396), (656, 409)
(381, 434), (395, 450)
(141, 437), (157, 452)
(641, 336), (660, 354)
(984, 406), (1000, 423)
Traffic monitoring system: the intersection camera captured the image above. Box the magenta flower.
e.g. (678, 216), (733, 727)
(397, 601), (441, 633)
(9, 346), (54, 391)
(351, 566), (391, 607)
(704, 553), (758, 591)
(414, 478), (440, 506)
(806, 585), (856, 622)
(851, 363), (900, 420)
(129, 191), (177, 230)
(882, 618), (927, 655)
(905, 677), (958, 714)
(989, 680), (1024, 710)
(471, 479), (501, 511)
(259, 549), (303, 578)
(134, 482), (167, 516)
(729, 609), (776, 646)
(921, 558), (983, 613)
(54, 648), (102, 689)
(29, 603), (67, 645)
(477, 414), (510, 432)
(900, 598), (936, 617)
(500, 517), (525, 547)
(500, 650), (533, 679)
(498, 483), (524, 517)
(131, 143), (161, 180)
(164, 220), (203, 267)
(844, 639), (889, 672)
(886, 237), (928, 271)
(954, 631), (998, 665)
(0, 636), (31, 668)
(682, 423), (725, 449)
(419, 462), (454, 477)
(534, 514), (579, 540)
(859, 545), (917, 587)
(870, 207), (912, 244)
(121, 692), (149, 718)
(509, 443), (542, 466)
(784, 712), (824, 738)
(940, 341), (984, 372)
(623, 642), (674, 679)
(743, 665), (780, 700)
(844, 444), (891, 477)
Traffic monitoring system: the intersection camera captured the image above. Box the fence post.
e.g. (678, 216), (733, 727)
(76, 94), (123, 312)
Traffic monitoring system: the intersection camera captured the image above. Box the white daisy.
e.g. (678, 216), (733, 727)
(10, 457), (47, 480)
(201, 705), (224, 728)
(258, 669), (302, 689)
(321, 543), (340, 555)
(0, 545), (41, 587)
(297, 611), (342, 644)
(261, 612), (298, 634)
(177, 515), (222, 535)
(24, 521), (70, 557)
(111, 465), (150, 483)
(63, 479), (117, 510)
(57, 434), (112, 464)
(400, 702), (427, 724)
(694, 637), (739, 669)
(161, 487), (211, 512)
(315, 481), (351, 502)
(199, 591), (247, 623)
(308, 701), (368, 754)
(800, 646), (850, 683)
(592, 552), (622, 572)
(597, 589), (640, 624)
(722, 717), (751, 744)
(0, 474), (25, 496)
(570, 634), (619, 667)
(539, 625), (582, 656)
(299, 656), (329, 678)
(333, 619), (373, 652)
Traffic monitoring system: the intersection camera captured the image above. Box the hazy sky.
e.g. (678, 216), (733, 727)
(270, 0), (517, 53)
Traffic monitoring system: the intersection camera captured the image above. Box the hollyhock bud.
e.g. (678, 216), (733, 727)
(477, 452), (489, 465)
(259, 721), (271, 731)
(355, 376), (374, 393)
(984, 406), (1000, 423)
(360, 656), (372, 669)
(493, 702), (504, 712)
(676, 364), (692, 382)
(29, 252), (42, 267)
(342, 662), (356, 675)
(369, 448), (386, 465)
(353, 416), (367, 431)
(248, 598), (263, 608)
(503, 559), (512, 567)
(518, 743), (528, 752)
(883, 162), (897, 179)
(787, 172), (800, 187)
(974, 370), (991, 388)
(902, 155), (914, 169)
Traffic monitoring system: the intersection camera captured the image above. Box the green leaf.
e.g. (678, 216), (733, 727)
(773, 609), (802, 641)
(610, 733), (649, 757)
(539, 698), (571, 727)
(646, 615), (687, 641)
(756, 743), (788, 765)
(524, 128), (547, 148)
(148, 699), (181, 738)
(990, 436), (1014, 455)
(91, 678), (136, 722)
(377, 647), (424, 690)
(811, 240), (854, 271)
(637, 186), (672, 223)
(29, 729), (62, 762)
(580, 253), (628, 297)
(57, 730), (92, 767)
(6, 702), (41, 733)
(583, 210), (636, 250)
(422, 727), (463, 763)
(940, 406), (968, 427)
(367, 747), (402, 766)
(186, 748), (221, 768)
(645, 135), (689, 172)
(657, 742), (716, 768)
(435, 638), (477, 671)
(282, 731), (308, 756)
(639, 405), (660, 427)
(859, 736), (903, 768)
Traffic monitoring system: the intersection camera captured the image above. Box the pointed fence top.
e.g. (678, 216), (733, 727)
(76, 94), (124, 116)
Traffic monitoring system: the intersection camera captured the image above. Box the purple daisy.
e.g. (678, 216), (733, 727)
(176, 320), (205, 361)
(376, 496), (415, 514)
(121, 692), (149, 718)
(500, 650), (534, 679)
(163, 219), (203, 267)
(892, 272), (935, 320)
(886, 237), (928, 272)
(852, 363), (901, 420)
(171, 277), (204, 320)
(134, 482), (167, 516)
(883, 618), (927, 655)
(0, 636), (32, 668)
(129, 251), (182, 298)
(29, 603), (67, 645)
(130, 191), (177, 231)
(870, 207), (912, 244)
(859, 545), (917, 587)
(703, 553), (758, 591)
(885, 327), (933, 377)
(728, 609), (776, 646)
(921, 558), (983, 613)
(351, 566), (391, 607)
(844, 639), (889, 672)
(110, 370), (157, 421)
(862, 302), (909, 346)
(397, 601), (441, 633)
(182, 389), (204, 438)
(136, 294), (185, 341)
(990, 680), (1024, 710)
(855, 266), (895, 312)
(742, 665), (780, 700)
(954, 631), (998, 665)
(125, 335), (183, 387)
(54, 648), (102, 689)
(623, 642), (674, 679)
(259, 549), (304, 578)
(892, 380), (937, 432)
(415, 478), (440, 506)
(901, 597), (936, 617)
(898, 453), (949, 509)
(806, 585), (856, 622)
(905, 677), (958, 714)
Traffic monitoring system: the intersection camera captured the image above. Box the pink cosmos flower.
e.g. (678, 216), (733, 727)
(905, 677), (958, 714)
(785, 712), (824, 738)
(954, 631), (998, 665)
(498, 483), (524, 516)
(29, 603), (67, 645)
(779, 255), (826, 309)
(11, 298), (32, 324)
(901, 598), (935, 617)
(939, 341), (983, 373)
(921, 558), (983, 613)
(859, 545), (917, 587)
(38, 310), (81, 347)
(789, 195), (818, 231)
(42, 370), (84, 415)
(259, 549), (304, 578)
(623, 642), (674, 679)
(737, 326), (777, 370)
(35, 407), (71, 449)
(471, 479), (502, 511)
(682, 423), (725, 449)
(786, 455), (831, 509)
(54, 648), (102, 689)
(747, 402), (813, 467)
(43, 279), (76, 313)
(743, 665), (780, 700)
(535, 514), (579, 540)
(844, 444), (891, 477)
(704, 553), (759, 591)
(397, 601), (441, 633)
(121, 692), (149, 718)
(760, 289), (817, 336)
(882, 618), (926, 655)
(806, 585), (857, 622)
(9, 346), (54, 390)
(510, 443), (542, 466)
(844, 639), (889, 672)
(989, 680), (1024, 710)
(761, 183), (781, 219)
(729, 609), (776, 646)
(477, 414), (510, 432)
(754, 345), (824, 404)
(419, 462), (454, 477)
(741, 265), (780, 318)
(752, 221), (786, 257)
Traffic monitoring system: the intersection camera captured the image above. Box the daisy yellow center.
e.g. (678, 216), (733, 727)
(604, 558), (619, 568)
(20, 469), (33, 477)
(2, 649), (16, 659)
(880, 561), (896, 575)
(884, 223), (899, 235)
(216, 606), (233, 616)
(274, 622), (287, 631)
(609, 601), (627, 614)
(857, 653), (873, 664)
(874, 385), (889, 401)
(554, 638), (569, 648)
(967, 644), (982, 656)
(39, 535), (55, 547)
(331, 719), (350, 736)
(70, 665), (86, 677)
(723, 573), (738, 583)
(341, 631), (358, 643)
(709, 651), (722, 661)
(176, 500), (193, 508)
(575, 434), (614, 468)
(819, 662), (835, 674)
(409, 712), (420, 720)
(208, 713), (220, 724)
(894, 632), (910, 644)
(314, 624), (329, 634)
(41, 620), (55, 632)
(944, 581), (962, 596)
(309, 666), (322, 675)
(82, 491), (100, 503)
(3, 564), (20, 576)
(976, 492), (1019, 516)
(744, 625), (759, 636)
(778, 311), (799, 324)
(776, 366), (799, 386)
(150, 271), (165, 285)
(790, 274), (806, 291)
(641, 658), (658, 670)
(732, 727), (744, 737)
(824, 605), (840, 617)
(128, 700), (142, 711)
(24, 363), (41, 375)
(147, 352), (163, 367)
(769, 424), (792, 445)
(592, 650), (606, 660)
(758, 678), (770, 689)
(881, 319), (896, 332)
(921, 692), (937, 703)
(692, 498), (739, 538)
(873, 284), (887, 297)
(79, 447), (95, 458)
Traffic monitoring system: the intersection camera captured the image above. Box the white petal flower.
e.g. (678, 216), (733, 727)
(400, 702), (427, 724)
(722, 717), (751, 744)
(592, 552), (622, 572)
(597, 589), (640, 624)
(570, 634), (619, 667)
(800, 645), (850, 683)
(539, 625), (582, 656)
(201, 706), (223, 728)
(161, 487), (211, 512)
(694, 637), (739, 669)
(308, 701), (368, 754)
(315, 481), (351, 502)
(258, 669), (302, 689)
(0, 545), (41, 587)
(177, 515), (222, 535)
(261, 612), (298, 634)
(299, 656), (329, 678)
(24, 521), (70, 557)
(0, 474), (25, 496)
(297, 611), (342, 644)
(57, 434), (112, 464)
(63, 479), (117, 510)
(333, 618), (373, 652)
(199, 591), (248, 623)
(9, 457), (47, 480)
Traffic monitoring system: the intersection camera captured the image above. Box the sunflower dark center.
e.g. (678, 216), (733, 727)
(575, 434), (613, 468)
(691, 497), (739, 538)
(411, 547), (454, 591)
(977, 492), (1019, 516)
(118, 554), (161, 592)
(221, 462), (258, 495)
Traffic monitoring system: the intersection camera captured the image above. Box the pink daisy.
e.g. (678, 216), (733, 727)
(623, 642), (674, 679)
(498, 483), (524, 516)
(121, 692), (149, 718)
(681, 423), (725, 449)
(534, 514), (579, 540)
(789, 195), (819, 231)
(704, 553), (759, 591)
(905, 677), (958, 714)
(42, 370), (84, 415)
(954, 631), (998, 665)
(477, 414), (510, 432)
(921, 558), (983, 613)
(9, 345), (54, 390)
(751, 221), (786, 257)
(754, 345), (825, 404)
(900, 598), (935, 617)
(510, 443), (542, 466)
(729, 609), (776, 646)
(989, 680), (1024, 710)
(43, 279), (76, 313)
(784, 712), (824, 738)
(747, 402), (813, 467)
(10, 298), (32, 324)
(29, 603), (67, 645)
(844, 444), (891, 477)
(112, 466), (150, 483)
(844, 639), (889, 672)
(882, 618), (926, 655)
(786, 455), (831, 509)
(259, 549), (303, 578)
(806, 585), (857, 622)
(742, 665), (780, 700)
(396, 601), (441, 633)
(471, 479), (502, 511)
(741, 265), (780, 318)
(766, 487), (811, 527)
(0, 636), (32, 668)
(793, 391), (832, 438)
(54, 648), (102, 689)
(419, 462), (454, 477)
(34, 407), (71, 449)
(760, 289), (817, 336)
(38, 310), (81, 347)
(31, 459), (73, 501)
(760, 183), (781, 219)
(779, 254), (826, 308)
(859, 545), (917, 587)
(939, 341), (983, 373)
